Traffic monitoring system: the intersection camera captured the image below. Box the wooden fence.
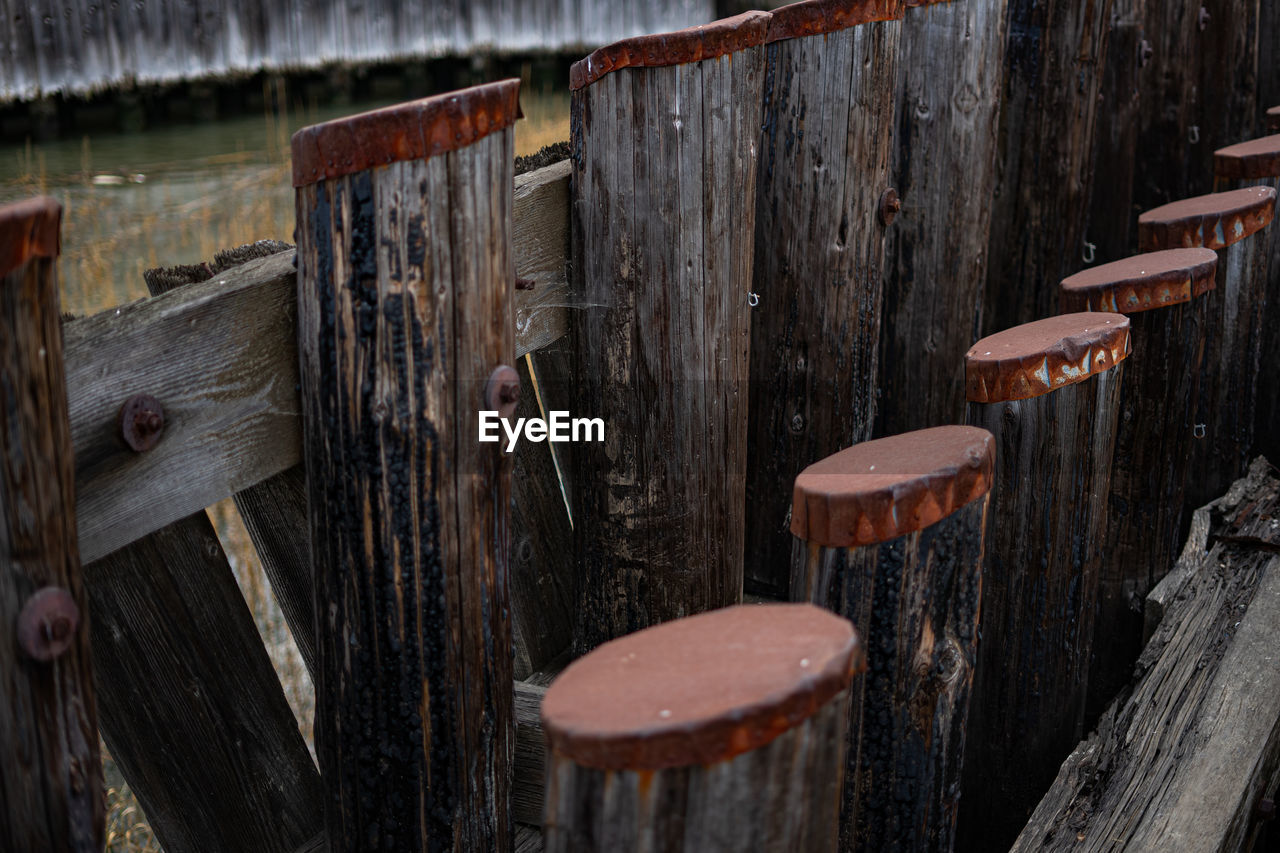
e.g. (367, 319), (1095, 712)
(3, 0), (1280, 851)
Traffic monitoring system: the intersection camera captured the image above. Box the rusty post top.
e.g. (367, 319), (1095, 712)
(291, 78), (521, 187)
(1137, 186), (1275, 251)
(790, 425), (994, 548)
(765, 0), (903, 44)
(966, 312), (1131, 404)
(1267, 106), (1280, 133)
(0, 196), (61, 279)
(541, 604), (865, 771)
(1059, 248), (1218, 314)
(1214, 135), (1280, 180)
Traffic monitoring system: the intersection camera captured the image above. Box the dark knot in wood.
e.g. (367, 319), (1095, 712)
(879, 187), (901, 226)
(118, 394), (165, 452)
(485, 365), (521, 420)
(17, 587), (80, 662)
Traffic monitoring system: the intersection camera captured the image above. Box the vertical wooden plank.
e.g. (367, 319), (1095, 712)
(744, 2), (905, 597)
(879, 0), (1010, 437)
(292, 81), (519, 852)
(957, 313), (1130, 852)
(0, 197), (103, 853)
(569, 14), (769, 650)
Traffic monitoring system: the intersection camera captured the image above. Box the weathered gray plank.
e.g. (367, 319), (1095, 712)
(514, 681), (548, 826)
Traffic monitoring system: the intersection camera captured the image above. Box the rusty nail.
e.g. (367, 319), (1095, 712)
(17, 587), (80, 662)
(1139, 39), (1153, 67)
(1257, 798), (1276, 822)
(1198, 7), (1210, 30)
(484, 365), (521, 421)
(118, 394), (165, 452)
(515, 276), (536, 291)
(878, 188), (901, 226)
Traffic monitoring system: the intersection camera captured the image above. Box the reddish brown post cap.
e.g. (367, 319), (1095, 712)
(0, 196), (61, 279)
(1137, 186), (1275, 251)
(1059, 248), (1218, 313)
(291, 79), (521, 187)
(541, 604), (864, 770)
(1267, 106), (1280, 134)
(1214, 135), (1280, 180)
(765, 0), (903, 44)
(570, 11), (772, 90)
(790, 426), (994, 548)
(966, 312), (1131, 403)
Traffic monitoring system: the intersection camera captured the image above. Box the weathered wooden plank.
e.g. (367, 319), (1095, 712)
(878, 0), (1008, 438)
(790, 427), (992, 852)
(514, 680), (548, 826)
(64, 159), (572, 564)
(1012, 458), (1280, 853)
(745, 2), (904, 597)
(542, 605), (862, 852)
(957, 313), (1129, 852)
(294, 83), (518, 851)
(0, 196), (103, 852)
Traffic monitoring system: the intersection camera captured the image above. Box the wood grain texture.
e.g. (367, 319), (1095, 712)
(0, 254), (103, 852)
(957, 367), (1123, 852)
(793, 497), (987, 852)
(543, 690), (850, 852)
(1261, 1), (1280, 137)
(744, 19), (902, 597)
(88, 512), (324, 853)
(64, 160), (571, 564)
(295, 129), (515, 851)
(878, 0), (1008, 438)
(569, 50), (763, 649)
(1012, 458), (1280, 852)
(514, 680), (548, 826)
(982, 0), (1113, 335)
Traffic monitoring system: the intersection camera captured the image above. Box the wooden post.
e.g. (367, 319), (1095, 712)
(541, 604), (865, 852)
(1059, 250), (1218, 726)
(293, 81), (520, 852)
(0, 197), (103, 852)
(1137, 186), (1276, 512)
(956, 312), (1131, 852)
(743, 0), (905, 597)
(878, 0), (1008, 438)
(982, 0), (1113, 335)
(569, 13), (768, 648)
(790, 426), (993, 852)
(1268, 106), (1280, 135)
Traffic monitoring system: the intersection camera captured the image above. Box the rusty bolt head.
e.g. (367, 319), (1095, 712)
(119, 394), (165, 452)
(1139, 39), (1153, 68)
(1198, 7), (1210, 30)
(879, 188), (901, 226)
(17, 587), (80, 662)
(484, 365), (521, 421)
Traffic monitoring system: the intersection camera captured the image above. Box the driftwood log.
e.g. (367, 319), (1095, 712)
(790, 426), (992, 852)
(743, 0), (904, 597)
(1138, 186), (1276, 514)
(568, 13), (768, 650)
(1013, 457), (1280, 852)
(878, 0), (1008, 437)
(1059, 249), (1218, 726)
(0, 197), (103, 852)
(293, 81), (520, 851)
(541, 604), (865, 852)
(957, 312), (1130, 852)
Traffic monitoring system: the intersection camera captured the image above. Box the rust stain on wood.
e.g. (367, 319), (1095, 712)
(1137, 186), (1276, 251)
(1060, 248), (1218, 313)
(966, 312), (1131, 403)
(0, 196), (60, 278)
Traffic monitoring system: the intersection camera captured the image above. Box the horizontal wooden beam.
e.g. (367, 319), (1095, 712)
(66, 159), (570, 562)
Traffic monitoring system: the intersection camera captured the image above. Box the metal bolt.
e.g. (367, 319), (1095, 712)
(1198, 7), (1210, 30)
(17, 587), (80, 662)
(878, 188), (901, 226)
(484, 365), (521, 421)
(118, 394), (165, 452)
(1139, 39), (1153, 68)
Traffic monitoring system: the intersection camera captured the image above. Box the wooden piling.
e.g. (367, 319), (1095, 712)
(0, 197), (103, 852)
(790, 426), (993, 852)
(956, 312), (1131, 852)
(742, 0), (905, 596)
(1138, 186), (1276, 512)
(541, 604), (865, 852)
(1059, 250), (1218, 726)
(1267, 106), (1280, 135)
(878, 0), (1008, 438)
(568, 13), (769, 648)
(292, 81), (520, 852)
(982, 0), (1113, 335)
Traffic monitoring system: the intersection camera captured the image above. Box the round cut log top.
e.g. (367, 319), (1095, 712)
(966, 312), (1130, 404)
(1215, 135), (1280, 180)
(291, 78), (521, 187)
(790, 425), (994, 548)
(1060, 248), (1218, 314)
(1137, 186), (1275, 251)
(0, 196), (61, 279)
(541, 604), (865, 771)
